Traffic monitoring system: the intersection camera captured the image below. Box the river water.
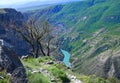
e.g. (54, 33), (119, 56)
(61, 49), (71, 67)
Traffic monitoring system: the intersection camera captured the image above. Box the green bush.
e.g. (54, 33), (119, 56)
(53, 63), (67, 70)
(50, 67), (70, 82)
(0, 71), (10, 83)
(107, 78), (119, 83)
(37, 56), (54, 63)
(0, 79), (9, 83)
(79, 75), (111, 83)
(29, 73), (50, 83)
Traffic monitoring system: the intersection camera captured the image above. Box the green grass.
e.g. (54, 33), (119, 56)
(0, 56), (70, 83)
(0, 71), (10, 83)
(21, 56), (69, 83)
(29, 73), (51, 83)
(79, 75), (119, 83)
(49, 67), (70, 82)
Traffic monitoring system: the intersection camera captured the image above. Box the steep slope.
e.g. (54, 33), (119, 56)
(21, 56), (115, 83)
(22, 0), (120, 80)
(0, 8), (29, 55)
(1, 55), (116, 83)
(17, 0), (81, 12)
(0, 40), (28, 83)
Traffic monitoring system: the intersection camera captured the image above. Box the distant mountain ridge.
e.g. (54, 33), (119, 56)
(0, 0), (82, 11)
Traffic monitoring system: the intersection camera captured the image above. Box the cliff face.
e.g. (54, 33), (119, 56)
(0, 42), (28, 83)
(0, 8), (29, 55)
(0, 8), (23, 24)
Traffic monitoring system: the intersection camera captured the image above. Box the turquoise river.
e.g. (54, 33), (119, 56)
(61, 49), (71, 68)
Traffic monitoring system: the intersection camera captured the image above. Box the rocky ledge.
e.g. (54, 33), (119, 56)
(0, 39), (28, 83)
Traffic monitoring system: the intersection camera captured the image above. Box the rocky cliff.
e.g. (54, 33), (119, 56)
(0, 40), (28, 83)
(0, 8), (29, 56)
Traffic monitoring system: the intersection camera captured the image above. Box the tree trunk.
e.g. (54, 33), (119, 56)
(47, 39), (51, 56)
(39, 42), (46, 56)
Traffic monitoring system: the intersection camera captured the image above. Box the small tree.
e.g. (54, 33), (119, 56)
(12, 19), (58, 58)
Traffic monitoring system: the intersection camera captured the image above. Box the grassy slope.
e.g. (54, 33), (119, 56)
(21, 56), (70, 83)
(21, 57), (119, 83)
(0, 56), (119, 83)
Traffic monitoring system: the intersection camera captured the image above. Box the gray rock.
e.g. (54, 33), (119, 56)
(104, 55), (120, 79)
(10, 67), (28, 83)
(0, 39), (12, 48)
(0, 45), (28, 83)
(51, 78), (56, 82)
(0, 65), (4, 71)
(0, 76), (4, 79)
(21, 55), (29, 59)
(46, 61), (54, 65)
(31, 70), (39, 74)
(0, 46), (22, 73)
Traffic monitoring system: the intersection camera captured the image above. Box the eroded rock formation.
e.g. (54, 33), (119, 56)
(0, 40), (28, 83)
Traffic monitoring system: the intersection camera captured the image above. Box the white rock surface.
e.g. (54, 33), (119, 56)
(67, 74), (82, 83)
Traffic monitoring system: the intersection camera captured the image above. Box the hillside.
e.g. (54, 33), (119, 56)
(0, 0), (120, 82)
(17, 0), (81, 12)
(1, 55), (117, 83)
(22, 0), (120, 80)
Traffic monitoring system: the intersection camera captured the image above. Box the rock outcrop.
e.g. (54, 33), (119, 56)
(0, 40), (28, 83)
(104, 52), (120, 79)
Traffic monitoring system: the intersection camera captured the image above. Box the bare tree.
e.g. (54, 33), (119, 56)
(11, 19), (58, 58)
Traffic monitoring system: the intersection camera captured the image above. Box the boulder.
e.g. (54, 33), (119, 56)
(46, 61), (54, 65)
(0, 76), (4, 79)
(21, 55), (29, 59)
